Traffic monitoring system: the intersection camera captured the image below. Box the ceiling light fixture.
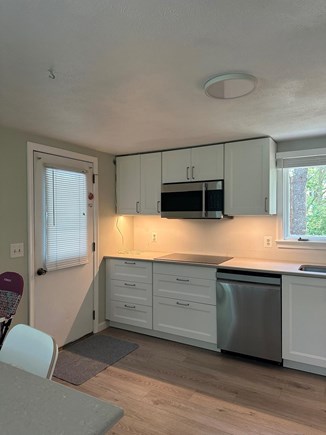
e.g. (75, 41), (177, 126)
(204, 73), (257, 99)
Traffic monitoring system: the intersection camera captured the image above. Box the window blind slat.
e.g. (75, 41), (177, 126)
(44, 167), (88, 271)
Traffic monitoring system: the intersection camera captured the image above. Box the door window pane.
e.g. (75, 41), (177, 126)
(44, 167), (88, 270)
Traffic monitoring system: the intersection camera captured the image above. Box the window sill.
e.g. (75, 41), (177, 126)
(276, 240), (326, 250)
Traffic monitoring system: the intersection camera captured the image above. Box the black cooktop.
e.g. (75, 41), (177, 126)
(154, 253), (232, 266)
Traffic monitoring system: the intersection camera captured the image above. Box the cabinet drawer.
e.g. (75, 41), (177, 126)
(153, 296), (216, 343)
(154, 262), (216, 280)
(108, 259), (152, 283)
(109, 301), (152, 329)
(154, 273), (216, 305)
(110, 279), (152, 306)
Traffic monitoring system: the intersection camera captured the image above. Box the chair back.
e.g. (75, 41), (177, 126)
(0, 272), (24, 318)
(0, 324), (58, 379)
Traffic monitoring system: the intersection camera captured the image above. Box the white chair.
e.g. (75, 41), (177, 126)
(0, 324), (58, 379)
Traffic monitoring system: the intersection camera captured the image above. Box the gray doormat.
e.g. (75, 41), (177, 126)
(53, 334), (138, 385)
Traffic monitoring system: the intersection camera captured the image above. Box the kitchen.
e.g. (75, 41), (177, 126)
(108, 136), (326, 375)
(1, 1), (326, 433)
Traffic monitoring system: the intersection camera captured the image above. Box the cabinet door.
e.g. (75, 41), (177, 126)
(109, 300), (152, 329)
(282, 275), (326, 369)
(153, 296), (216, 343)
(108, 259), (152, 283)
(191, 144), (224, 181)
(110, 280), (152, 306)
(224, 138), (276, 215)
(162, 149), (191, 183)
(140, 153), (162, 215)
(116, 155), (141, 214)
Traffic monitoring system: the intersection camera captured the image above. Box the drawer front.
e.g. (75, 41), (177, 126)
(154, 274), (216, 305)
(153, 296), (216, 343)
(108, 259), (152, 283)
(109, 301), (152, 329)
(110, 279), (152, 306)
(154, 262), (216, 280)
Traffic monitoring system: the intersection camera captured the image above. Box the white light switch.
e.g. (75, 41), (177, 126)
(10, 243), (24, 258)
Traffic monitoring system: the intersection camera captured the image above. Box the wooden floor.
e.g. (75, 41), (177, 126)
(56, 328), (326, 434)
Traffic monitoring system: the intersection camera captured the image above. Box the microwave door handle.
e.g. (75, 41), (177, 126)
(202, 183), (206, 217)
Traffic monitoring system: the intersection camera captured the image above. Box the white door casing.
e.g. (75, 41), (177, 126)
(27, 143), (99, 347)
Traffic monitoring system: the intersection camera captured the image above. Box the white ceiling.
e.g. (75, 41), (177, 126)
(1, 1), (326, 155)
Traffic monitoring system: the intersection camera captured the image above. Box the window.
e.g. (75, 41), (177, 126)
(44, 166), (88, 271)
(278, 150), (326, 245)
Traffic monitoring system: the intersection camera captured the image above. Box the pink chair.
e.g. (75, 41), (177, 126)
(0, 272), (24, 348)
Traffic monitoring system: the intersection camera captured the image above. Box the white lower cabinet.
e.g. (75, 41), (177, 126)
(282, 275), (326, 372)
(153, 296), (216, 343)
(153, 263), (217, 343)
(106, 259), (153, 330)
(109, 301), (152, 329)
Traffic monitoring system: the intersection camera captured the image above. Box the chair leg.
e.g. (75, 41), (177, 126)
(0, 318), (12, 349)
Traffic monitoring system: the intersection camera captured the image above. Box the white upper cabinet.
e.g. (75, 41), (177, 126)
(162, 144), (224, 183)
(224, 137), (277, 215)
(116, 154), (141, 215)
(140, 153), (162, 215)
(116, 153), (161, 215)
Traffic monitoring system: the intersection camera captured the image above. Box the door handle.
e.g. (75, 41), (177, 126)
(176, 278), (190, 282)
(186, 166), (190, 180)
(136, 201), (140, 213)
(191, 166), (195, 180)
(157, 200), (161, 214)
(264, 197), (268, 213)
(37, 268), (47, 276)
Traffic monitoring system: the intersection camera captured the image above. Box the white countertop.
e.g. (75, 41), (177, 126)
(105, 251), (326, 278)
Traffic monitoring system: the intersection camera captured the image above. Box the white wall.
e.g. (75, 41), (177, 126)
(131, 215), (326, 264)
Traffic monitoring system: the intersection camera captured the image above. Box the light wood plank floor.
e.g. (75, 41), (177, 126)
(56, 328), (326, 434)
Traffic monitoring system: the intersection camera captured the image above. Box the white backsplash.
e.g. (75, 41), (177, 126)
(121, 215), (326, 264)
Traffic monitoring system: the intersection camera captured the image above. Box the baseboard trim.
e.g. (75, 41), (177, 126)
(283, 359), (326, 377)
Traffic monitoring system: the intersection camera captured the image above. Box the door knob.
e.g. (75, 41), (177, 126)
(37, 268), (47, 276)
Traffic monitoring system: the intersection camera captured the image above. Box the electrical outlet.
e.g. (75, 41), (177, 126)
(10, 243), (24, 258)
(264, 236), (273, 248)
(151, 232), (157, 242)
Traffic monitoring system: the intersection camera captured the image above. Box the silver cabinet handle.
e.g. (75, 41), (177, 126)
(124, 304), (136, 309)
(176, 301), (190, 307)
(157, 200), (161, 214)
(264, 197), (268, 213)
(136, 201), (140, 213)
(186, 166), (190, 180)
(124, 261), (136, 265)
(124, 283), (136, 287)
(176, 278), (190, 282)
(191, 166), (195, 180)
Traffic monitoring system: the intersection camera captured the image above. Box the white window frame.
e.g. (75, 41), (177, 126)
(276, 147), (326, 250)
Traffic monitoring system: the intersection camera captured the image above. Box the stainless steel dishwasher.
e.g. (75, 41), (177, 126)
(216, 269), (282, 363)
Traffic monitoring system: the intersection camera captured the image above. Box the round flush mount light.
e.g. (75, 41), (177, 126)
(204, 73), (257, 99)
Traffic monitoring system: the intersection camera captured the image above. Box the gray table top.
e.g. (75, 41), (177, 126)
(0, 361), (123, 435)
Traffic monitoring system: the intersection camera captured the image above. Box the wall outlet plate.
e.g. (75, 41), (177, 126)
(264, 236), (273, 248)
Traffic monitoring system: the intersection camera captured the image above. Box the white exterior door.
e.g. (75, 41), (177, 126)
(32, 150), (95, 347)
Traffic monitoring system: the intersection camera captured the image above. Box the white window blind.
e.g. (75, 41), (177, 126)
(44, 166), (88, 271)
(280, 155), (326, 168)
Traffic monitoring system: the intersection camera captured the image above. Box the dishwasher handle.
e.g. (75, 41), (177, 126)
(216, 272), (281, 286)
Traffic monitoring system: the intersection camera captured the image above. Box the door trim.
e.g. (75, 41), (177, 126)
(27, 142), (100, 333)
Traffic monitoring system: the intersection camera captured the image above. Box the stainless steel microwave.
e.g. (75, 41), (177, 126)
(161, 180), (224, 219)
